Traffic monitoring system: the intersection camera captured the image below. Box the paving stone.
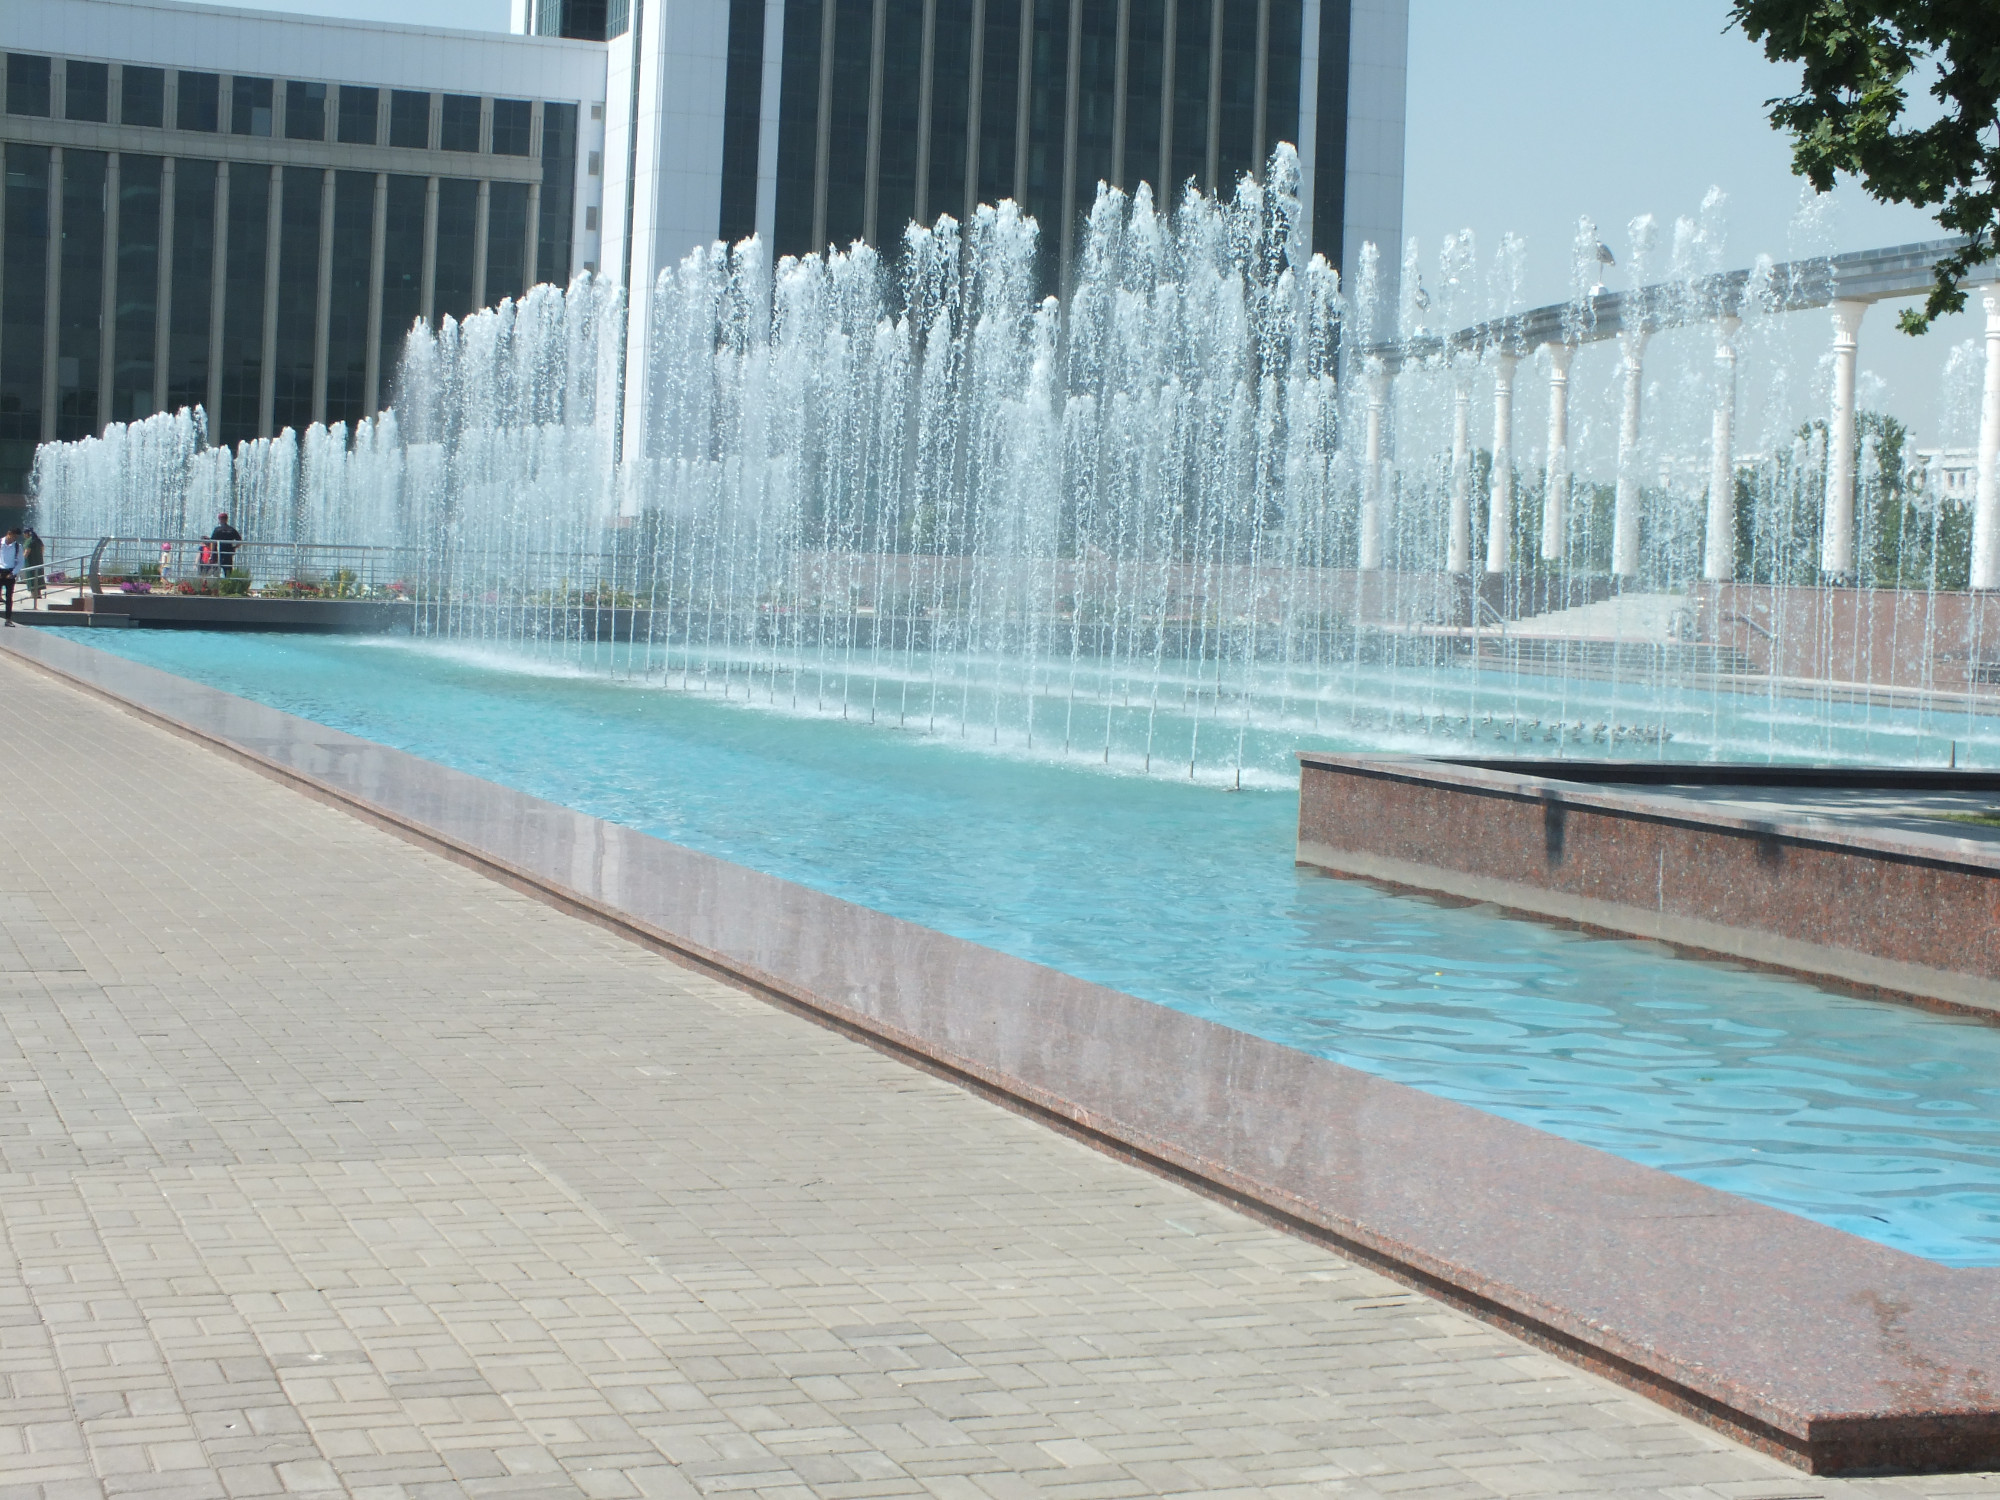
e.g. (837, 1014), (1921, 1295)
(0, 653), (1994, 1498)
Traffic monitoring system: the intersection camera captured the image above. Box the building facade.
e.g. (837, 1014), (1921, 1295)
(1, 0), (1406, 508)
(0, 0), (607, 503)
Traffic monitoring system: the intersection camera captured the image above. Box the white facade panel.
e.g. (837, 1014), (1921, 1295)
(1, 0), (606, 102)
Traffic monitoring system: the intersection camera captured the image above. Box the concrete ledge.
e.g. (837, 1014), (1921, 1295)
(71, 594), (413, 632)
(5, 629), (2000, 1476)
(1296, 753), (2000, 1020)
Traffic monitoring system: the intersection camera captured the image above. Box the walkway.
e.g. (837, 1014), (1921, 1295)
(0, 650), (1988, 1500)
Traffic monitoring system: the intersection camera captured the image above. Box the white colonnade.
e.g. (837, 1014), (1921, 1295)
(1541, 343), (1572, 562)
(1485, 354), (1517, 573)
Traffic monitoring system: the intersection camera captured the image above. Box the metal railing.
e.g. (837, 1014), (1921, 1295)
(47, 537), (421, 601)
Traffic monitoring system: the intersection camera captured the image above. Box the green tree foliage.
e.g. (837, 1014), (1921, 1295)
(1730, 1), (2000, 332)
(1732, 409), (1970, 585)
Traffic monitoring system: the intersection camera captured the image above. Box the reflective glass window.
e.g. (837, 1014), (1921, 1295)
(285, 80), (326, 140)
(1264, 0), (1302, 162)
(65, 61), (110, 123)
(113, 154), (163, 422)
(1074, 0), (1118, 204)
(389, 90), (430, 149)
(536, 104), (576, 287)
(337, 85), (378, 145)
(218, 163), (271, 445)
(1170, 0), (1210, 191)
(271, 166), (322, 433)
(121, 66), (166, 128)
(56, 150), (108, 440)
(823, 0), (871, 249)
(874, 0), (921, 238)
(484, 180), (529, 305)
(491, 99), (531, 156)
(440, 94), (482, 152)
(326, 171), (374, 424)
(976, 0), (1021, 209)
(232, 76), (274, 136)
(0, 145), (52, 492)
(718, 0), (764, 243)
(378, 175), (426, 385)
(6, 55), (52, 117)
(1215, 0), (1258, 187)
(925, 0), (972, 220)
(177, 71), (220, 132)
(1025, 0), (1068, 236)
(432, 178), (478, 321)
(772, 0), (822, 257)
(1122, 0), (1165, 192)
(166, 158), (216, 415)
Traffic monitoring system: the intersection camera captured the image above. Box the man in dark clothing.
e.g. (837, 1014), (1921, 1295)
(210, 513), (242, 575)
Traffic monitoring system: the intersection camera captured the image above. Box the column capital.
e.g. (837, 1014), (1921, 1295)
(1983, 282), (2000, 329)
(1831, 297), (1867, 343)
(1543, 340), (1574, 376)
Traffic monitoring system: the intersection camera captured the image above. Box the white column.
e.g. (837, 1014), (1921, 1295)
(1821, 298), (1866, 579)
(1485, 352), (1517, 574)
(1975, 288), (2000, 588)
(1611, 328), (1649, 578)
(1704, 314), (1741, 582)
(1446, 372), (1471, 574)
(1358, 361), (1388, 570)
(1540, 342), (1572, 562)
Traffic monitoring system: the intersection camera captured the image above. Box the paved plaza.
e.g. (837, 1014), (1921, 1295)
(0, 651), (1994, 1500)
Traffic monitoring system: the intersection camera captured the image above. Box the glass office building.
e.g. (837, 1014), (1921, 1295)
(0, 0), (605, 502)
(2, 0), (1404, 502)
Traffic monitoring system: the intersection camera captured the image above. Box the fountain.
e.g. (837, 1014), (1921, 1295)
(27, 145), (2000, 779)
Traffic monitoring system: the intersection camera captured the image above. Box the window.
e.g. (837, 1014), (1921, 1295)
(232, 76), (274, 136)
(219, 164), (272, 444)
(121, 66), (165, 128)
(6, 55), (51, 117)
(166, 159), (217, 415)
(56, 150), (108, 439)
(485, 180), (530, 304)
(0, 145), (52, 494)
(378, 175), (426, 378)
(326, 171), (375, 424)
(389, 89), (430, 148)
(285, 80), (326, 140)
(432, 178), (479, 320)
(177, 71), (219, 132)
(491, 99), (531, 157)
(113, 154), (164, 422)
(64, 61), (110, 122)
(337, 85), (378, 145)
(271, 166), (323, 433)
(439, 94), (482, 152)
(538, 102), (577, 287)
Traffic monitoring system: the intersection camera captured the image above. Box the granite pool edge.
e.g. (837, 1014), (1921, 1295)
(1295, 751), (2000, 1020)
(6, 629), (1998, 1477)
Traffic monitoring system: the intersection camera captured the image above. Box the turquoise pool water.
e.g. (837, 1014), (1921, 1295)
(57, 628), (2000, 1266)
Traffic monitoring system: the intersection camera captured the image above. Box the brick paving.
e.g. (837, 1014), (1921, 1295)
(0, 651), (1993, 1500)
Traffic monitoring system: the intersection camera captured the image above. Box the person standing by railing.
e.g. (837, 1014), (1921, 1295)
(0, 529), (22, 625)
(210, 513), (241, 577)
(22, 528), (44, 607)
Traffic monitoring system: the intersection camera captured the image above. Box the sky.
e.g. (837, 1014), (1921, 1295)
(186, 0), (1977, 439)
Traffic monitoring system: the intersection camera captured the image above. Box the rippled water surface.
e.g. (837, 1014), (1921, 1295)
(57, 628), (2000, 1266)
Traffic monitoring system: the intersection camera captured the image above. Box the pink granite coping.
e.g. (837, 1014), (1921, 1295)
(1297, 751), (2000, 1019)
(7, 629), (2000, 1477)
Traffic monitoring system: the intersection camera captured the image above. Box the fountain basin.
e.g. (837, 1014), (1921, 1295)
(5, 625), (2000, 1476)
(1298, 754), (2000, 1016)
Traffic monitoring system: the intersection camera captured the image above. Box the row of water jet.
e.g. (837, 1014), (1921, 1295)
(29, 145), (2000, 778)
